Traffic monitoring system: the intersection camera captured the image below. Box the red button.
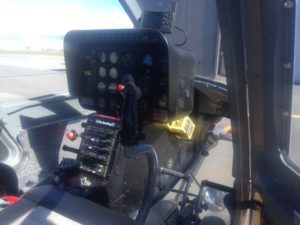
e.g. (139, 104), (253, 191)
(65, 130), (78, 141)
(117, 84), (124, 90)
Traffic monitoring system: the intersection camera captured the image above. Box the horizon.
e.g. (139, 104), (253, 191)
(0, 0), (133, 51)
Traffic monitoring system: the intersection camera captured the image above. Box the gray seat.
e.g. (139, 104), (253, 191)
(0, 185), (141, 225)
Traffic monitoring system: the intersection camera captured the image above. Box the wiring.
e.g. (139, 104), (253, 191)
(175, 25), (188, 46)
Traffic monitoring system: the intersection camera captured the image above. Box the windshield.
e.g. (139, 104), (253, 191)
(0, 0), (132, 104)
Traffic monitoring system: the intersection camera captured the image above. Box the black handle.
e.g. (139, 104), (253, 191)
(120, 78), (141, 146)
(62, 145), (79, 154)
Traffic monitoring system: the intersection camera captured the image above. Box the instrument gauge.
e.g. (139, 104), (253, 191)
(98, 97), (106, 108)
(97, 82), (106, 91)
(122, 53), (135, 70)
(109, 67), (118, 79)
(109, 98), (117, 107)
(109, 52), (118, 64)
(158, 95), (168, 108)
(98, 52), (106, 63)
(108, 83), (117, 91)
(98, 67), (106, 78)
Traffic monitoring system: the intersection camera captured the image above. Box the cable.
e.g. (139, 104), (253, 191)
(175, 25), (188, 46)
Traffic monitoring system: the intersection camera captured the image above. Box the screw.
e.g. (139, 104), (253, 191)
(284, 62), (292, 69)
(284, 0), (294, 8)
(282, 111), (290, 117)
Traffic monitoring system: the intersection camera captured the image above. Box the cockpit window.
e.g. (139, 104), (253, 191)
(0, 0), (132, 103)
(174, 0), (226, 83)
(290, 81), (300, 166)
(289, 3), (300, 166)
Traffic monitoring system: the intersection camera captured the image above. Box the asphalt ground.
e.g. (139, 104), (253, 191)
(0, 54), (67, 102)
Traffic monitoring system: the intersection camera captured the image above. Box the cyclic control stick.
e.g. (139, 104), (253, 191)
(119, 75), (159, 223)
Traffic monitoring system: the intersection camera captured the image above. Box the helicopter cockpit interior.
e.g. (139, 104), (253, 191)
(1, 0), (299, 224)
(0, 1), (232, 223)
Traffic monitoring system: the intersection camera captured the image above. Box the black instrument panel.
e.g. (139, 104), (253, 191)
(64, 29), (169, 120)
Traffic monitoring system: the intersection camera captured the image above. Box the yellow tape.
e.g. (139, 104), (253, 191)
(167, 116), (195, 140)
(224, 125), (231, 133)
(292, 114), (300, 119)
(221, 114), (299, 134)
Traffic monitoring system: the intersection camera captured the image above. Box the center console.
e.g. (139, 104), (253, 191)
(78, 114), (121, 180)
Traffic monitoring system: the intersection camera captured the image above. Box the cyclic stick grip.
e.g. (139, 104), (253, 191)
(119, 75), (141, 146)
(119, 75), (158, 223)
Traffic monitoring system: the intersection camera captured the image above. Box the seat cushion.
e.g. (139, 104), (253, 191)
(0, 185), (141, 225)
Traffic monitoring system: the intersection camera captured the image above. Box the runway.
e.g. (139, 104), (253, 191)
(0, 54), (67, 102)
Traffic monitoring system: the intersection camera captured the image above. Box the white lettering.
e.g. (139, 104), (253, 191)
(95, 119), (115, 127)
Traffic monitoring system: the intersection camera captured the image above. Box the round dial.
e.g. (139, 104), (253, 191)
(109, 67), (118, 79)
(109, 52), (118, 64)
(108, 83), (117, 91)
(138, 76), (152, 94)
(98, 67), (106, 78)
(98, 97), (106, 108)
(97, 82), (106, 91)
(122, 53), (135, 70)
(98, 52), (106, 63)
(109, 98), (117, 107)
(158, 95), (168, 108)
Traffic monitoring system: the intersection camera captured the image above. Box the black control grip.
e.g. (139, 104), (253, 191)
(120, 82), (141, 146)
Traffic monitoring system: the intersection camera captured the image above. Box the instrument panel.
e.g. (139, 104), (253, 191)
(64, 29), (168, 120)
(64, 29), (195, 122)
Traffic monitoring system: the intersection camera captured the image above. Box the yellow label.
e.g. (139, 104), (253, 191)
(167, 116), (195, 140)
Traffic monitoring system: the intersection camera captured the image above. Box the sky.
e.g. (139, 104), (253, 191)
(0, 0), (133, 50)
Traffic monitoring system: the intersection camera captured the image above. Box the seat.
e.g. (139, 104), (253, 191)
(0, 162), (19, 195)
(0, 185), (141, 225)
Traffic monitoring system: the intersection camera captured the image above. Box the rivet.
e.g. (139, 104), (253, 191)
(284, 0), (294, 8)
(284, 62), (292, 69)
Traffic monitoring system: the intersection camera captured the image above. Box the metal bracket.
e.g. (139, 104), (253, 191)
(238, 200), (262, 211)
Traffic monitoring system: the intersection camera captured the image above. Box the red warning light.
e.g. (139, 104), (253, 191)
(117, 84), (124, 90)
(65, 130), (78, 141)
